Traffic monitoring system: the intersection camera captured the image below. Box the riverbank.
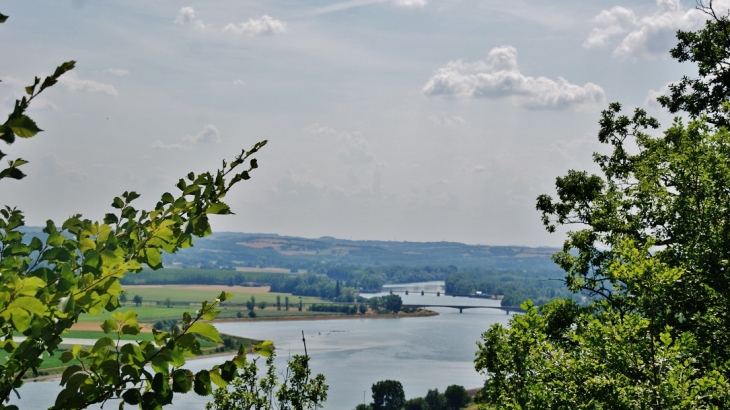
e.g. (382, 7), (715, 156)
(213, 308), (439, 323)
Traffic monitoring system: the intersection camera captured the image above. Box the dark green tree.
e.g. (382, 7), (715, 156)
(476, 5), (730, 409)
(425, 388), (445, 410)
(258, 301), (267, 311)
(443, 385), (470, 410)
(132, 294), (143, 307)
(277, 295), (281, 310)
(382, 295), (402, 314)
(285, 296), (290, 310)
(404, 397), (428, 410)
(371, 380), (406, 410)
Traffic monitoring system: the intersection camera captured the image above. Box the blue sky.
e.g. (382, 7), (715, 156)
(0, 0), (718, 246)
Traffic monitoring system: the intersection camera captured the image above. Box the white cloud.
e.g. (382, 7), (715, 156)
(429, 113), (466, 128)
(472, 165), (486, 173)
(150, 140), (191, 150)
(233, 79), (245, 86)
(338, 131), (374, 166)
(104, 68), (129, 76)
(223, 15), (287, 36)
(58, 72), (118, 96)
(393, 0), (426, 7)
(183, 124), (220, 144)
(303, 123), (337, 135)
(645, 81), (673, 106)
(584, 0), (708, 57)
(175, 7), (208, 30)
(422, 46), (605, 109)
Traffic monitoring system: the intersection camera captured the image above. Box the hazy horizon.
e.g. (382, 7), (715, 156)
(1, 0), (709, 247)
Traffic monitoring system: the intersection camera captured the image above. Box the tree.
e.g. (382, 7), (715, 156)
(371, 380), (405, 410)
(206, 351), (327, 410)
(258, 301), (268, 311)
(276, 295), (281, 310)
(404, 397), (428, 410)
(133, 294), (143, 307)
(425, 388), (445, 410)
(119, 292), (128, 305)
(285, 296), (290, 310)
(359, 303), (367, 315)
(165, 297), (173, 308)
(0, 12), (311, 410)
(382, 295), (402, 314)
(299, 298), (303, 311)
(443, 385), (469, 410)
(476, 6), (730, 409)
(658, 1), (730, 127)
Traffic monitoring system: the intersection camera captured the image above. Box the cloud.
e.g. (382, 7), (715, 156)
(175, 7), (208, 30)
(104, 68), (129, 76)
(307, 0), (425, 16)
(150, 141), (191, 150)
(393, 0), (426, 7)
(584, 0), (707, 57)
(58, 72), (118, 96)
(303, 123), (337, 135)
(429, 113), (466, 128)
(223, 15), (287, 36)
(183, 124), (221, 143)
(645, 81), (673, 106)
(338, 131), (374, 166)
(233, 79), (245, 86)
(422, 46), (605, 109)
(472, 165), (486, 173)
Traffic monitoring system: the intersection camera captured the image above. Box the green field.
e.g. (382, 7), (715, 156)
(122, 287), (327, 306)
(77, 306), (195, 323)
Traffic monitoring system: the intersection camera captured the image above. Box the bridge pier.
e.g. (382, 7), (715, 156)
(459, 308), (463, 313)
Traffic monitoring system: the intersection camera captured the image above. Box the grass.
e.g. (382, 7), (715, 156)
(77, 306), (194, 323)
(122, 287), (327, 306)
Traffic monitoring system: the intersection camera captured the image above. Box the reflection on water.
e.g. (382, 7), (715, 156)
(12, 282), (514, 410)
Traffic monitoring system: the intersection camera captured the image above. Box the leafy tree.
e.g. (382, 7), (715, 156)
(258, 301), (268, 311)
(276, 295), (281, 310)
(355, 404), (373, 410)
(299, 298), (303, 311)
(476, 6), (730, 409)
(0, 12), (322, 410)
(443, 385), (469, 410)
(425, 388), (445, 410)
(285, 296), (289, 310)
(404, 397), (428, 410)
(358, 303), (367, 315)
(133, 294), (143, 307)
(205, 352), (327, 410)
(119, 292), (127, 305)
(382, 295), (402, 314)
(371, 380), (405, 410)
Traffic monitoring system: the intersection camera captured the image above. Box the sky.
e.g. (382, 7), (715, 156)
(0, 0), (721, 247)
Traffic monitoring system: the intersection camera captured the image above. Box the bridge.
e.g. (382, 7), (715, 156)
(402, 303), (524, 314)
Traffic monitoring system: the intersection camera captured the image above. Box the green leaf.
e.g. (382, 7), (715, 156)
(145, 248), (162, 269)
(206, 203), (231, 215)
(101, 318), (117, 334)
(171, 369), (193, 393)
(193, 370), (212, 396)
(253, 340), (275, 357)
(6, 115), (42, 138)
(9, 296), (48, 316)
(0, 13), (8, 23)
(186, 322), (222, 343)
(122, 389), (142, 405)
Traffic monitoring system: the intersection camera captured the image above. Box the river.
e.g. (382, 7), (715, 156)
(12, 282), (515, 409)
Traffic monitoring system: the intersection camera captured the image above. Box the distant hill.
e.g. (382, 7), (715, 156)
(163, 232), (562, 273)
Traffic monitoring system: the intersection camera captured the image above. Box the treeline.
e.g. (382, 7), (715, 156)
(445, 270), (580, 306)
(119, 269), (281, 286)
(355, 380), (472, 410)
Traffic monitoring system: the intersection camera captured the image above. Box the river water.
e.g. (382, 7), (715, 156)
(12, 282), (514, 409)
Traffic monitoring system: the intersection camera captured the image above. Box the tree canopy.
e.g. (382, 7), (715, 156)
(476, 3), (730, 409)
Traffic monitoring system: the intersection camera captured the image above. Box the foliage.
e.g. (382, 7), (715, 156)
(403, 397), (428, 410)
(205, 352), (327, 410)
(371, 380), (405, 410)
(0, 13), (328, 410)
(425, 388), (446, 410)
(476, 7), (730, 409)
(443, 385), (470, 410)
(658, 1), (730, 127)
